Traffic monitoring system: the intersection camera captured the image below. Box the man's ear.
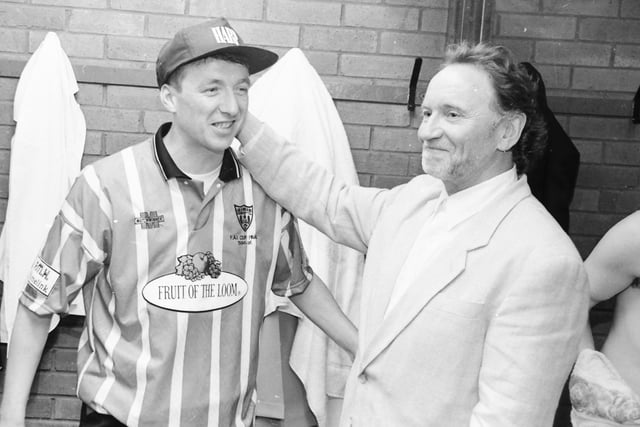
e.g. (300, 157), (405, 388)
(498, 111), (526, 152)
(159, 83), (177, 113)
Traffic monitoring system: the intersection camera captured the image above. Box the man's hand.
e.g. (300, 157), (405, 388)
(237, 112), (263, 147)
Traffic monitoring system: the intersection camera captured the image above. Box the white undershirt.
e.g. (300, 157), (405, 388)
(187, 165), (221, 194)
(384, 167), (518, 317)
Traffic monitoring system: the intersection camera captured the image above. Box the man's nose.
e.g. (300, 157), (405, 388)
(219, 89), (240, 115)
(418, 115), (442, 141)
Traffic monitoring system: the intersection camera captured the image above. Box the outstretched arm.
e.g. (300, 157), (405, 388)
(0, 304), (52, 427)
(238, 112), (390, 253)
(290, 274), (358, 359)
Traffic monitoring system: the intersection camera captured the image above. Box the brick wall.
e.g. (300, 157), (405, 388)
(492, 0), (640, 354)
(0, 0), (639, 425)
(492, 0), (640, 255)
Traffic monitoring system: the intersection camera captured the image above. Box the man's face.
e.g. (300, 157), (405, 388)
(168, 58), (250, 155)
(418, 63), (510, 194)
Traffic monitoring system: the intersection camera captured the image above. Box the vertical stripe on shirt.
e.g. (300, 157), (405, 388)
(235, 172), (256, 427)
(65, 249), (88, 308)
(77, 334), (95, 396)
(123, 149), (151, 427)
(77, 255), (101, 390)
(92, 295), (120, 412)
(208, 193), (224, 427)
(84, 167), (118, 408)
(168, 179), (189, 427)
(84, 166), (112, 225)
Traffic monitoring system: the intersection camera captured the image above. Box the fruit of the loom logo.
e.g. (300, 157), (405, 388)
(175, 251), (222, 281)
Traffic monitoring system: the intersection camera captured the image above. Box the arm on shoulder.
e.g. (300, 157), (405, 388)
(237, 112), (389, 253)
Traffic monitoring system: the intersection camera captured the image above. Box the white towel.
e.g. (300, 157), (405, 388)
(247, 48), (364, 426)
(0, 32), (86, 343)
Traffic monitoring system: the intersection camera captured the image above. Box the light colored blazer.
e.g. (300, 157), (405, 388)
(239, 118), (589, 427)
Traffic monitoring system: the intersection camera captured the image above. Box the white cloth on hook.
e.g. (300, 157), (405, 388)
(0, 32), (86, 343)
(245, 48), (364, 427)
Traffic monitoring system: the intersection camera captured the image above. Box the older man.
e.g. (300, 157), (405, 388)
(237, 43), (588, 426)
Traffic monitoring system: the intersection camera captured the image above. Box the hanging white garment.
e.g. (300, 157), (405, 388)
(0, 32), (86, 343)
(246, 48), (364, 427)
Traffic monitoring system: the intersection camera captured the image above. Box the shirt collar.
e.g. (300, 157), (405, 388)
(434, 166), (518, 230)
(153, 122), (242, 183)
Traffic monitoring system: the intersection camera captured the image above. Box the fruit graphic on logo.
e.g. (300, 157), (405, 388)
(175, 251), (222, 281)
(192, 252), (207, 273)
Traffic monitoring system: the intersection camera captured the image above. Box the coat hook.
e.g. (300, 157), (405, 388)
(408, 57), (422, 111)
(633, 85), (640, 124)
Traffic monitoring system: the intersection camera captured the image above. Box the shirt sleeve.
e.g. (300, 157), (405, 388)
(19, 167), (111, 315)
(271, 209), (313, 298)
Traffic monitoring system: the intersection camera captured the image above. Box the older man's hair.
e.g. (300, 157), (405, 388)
(442, 42), (547, 175)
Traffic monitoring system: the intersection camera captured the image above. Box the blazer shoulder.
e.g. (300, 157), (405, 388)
(500, 195), (581, 259)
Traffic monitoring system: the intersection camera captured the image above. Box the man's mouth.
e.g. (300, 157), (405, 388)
(424, 145), (446, 152)
(212, 121), (234, 129)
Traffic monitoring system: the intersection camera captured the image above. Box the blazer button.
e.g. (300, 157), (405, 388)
(358, 373), (367, 384)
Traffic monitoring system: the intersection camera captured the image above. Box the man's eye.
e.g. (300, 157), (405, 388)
(422, 110), (432, 118)
(446, 111), (460, 118)
(204, 87), (219, 94)
(236, 86), (249, 94)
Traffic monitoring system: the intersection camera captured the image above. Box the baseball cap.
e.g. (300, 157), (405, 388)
(156, 18), (278, 87)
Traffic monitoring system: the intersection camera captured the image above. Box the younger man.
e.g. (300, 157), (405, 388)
(0, 18), (356, 427)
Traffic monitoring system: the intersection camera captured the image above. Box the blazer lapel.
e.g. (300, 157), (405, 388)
(360, 183), (442, 342)
(359, 177), (532, 370)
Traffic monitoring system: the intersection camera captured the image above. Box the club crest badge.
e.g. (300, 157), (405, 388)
(234, 204), (253, 232)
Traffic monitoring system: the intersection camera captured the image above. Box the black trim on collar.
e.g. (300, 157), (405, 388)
(220, 148), (242, 183)
(154, 122), (190, 180)
(153, 122), (242, 183)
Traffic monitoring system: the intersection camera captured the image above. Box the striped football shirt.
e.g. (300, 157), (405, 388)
(20, 123), (312, 427)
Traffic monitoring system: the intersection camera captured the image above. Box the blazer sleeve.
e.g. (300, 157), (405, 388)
(470, 252), (589, 426)
(238, 114), (393, 253)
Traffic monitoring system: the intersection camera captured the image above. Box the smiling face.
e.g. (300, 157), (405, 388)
(162, 57), (250, 157)
(418, 63), (517, 194)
